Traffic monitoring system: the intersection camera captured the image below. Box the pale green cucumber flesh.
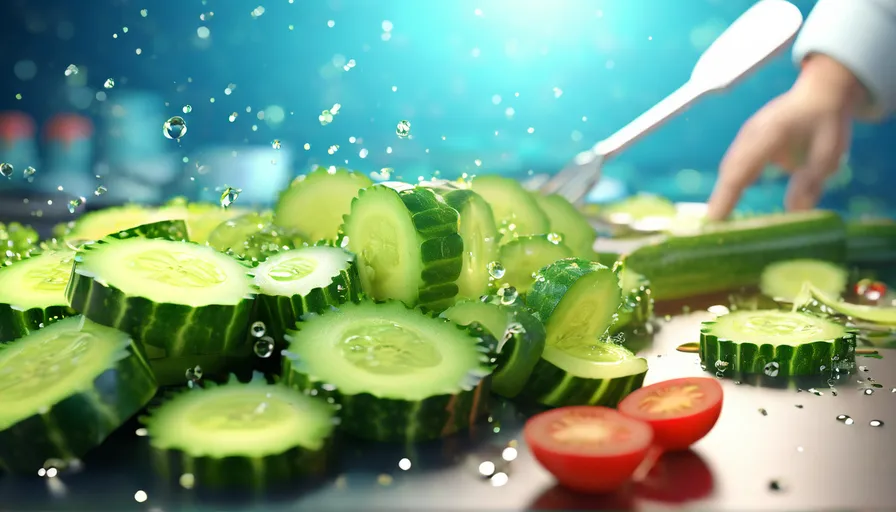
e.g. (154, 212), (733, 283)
(532, 193), (597, 257)
(274, 167), (372, 242)
(542, 269), (621, 350)
(802, 284), (896, 326)
(499, 235), (573, 295)
(0, 249), (74, 311)
(471, 175), (549, 238)
(760, 259), (848, 302)
(707, 310), (849, 346)
(452, 192), (499, 301)
(253, 246), (353, 297)
(542, 342), (647, 380)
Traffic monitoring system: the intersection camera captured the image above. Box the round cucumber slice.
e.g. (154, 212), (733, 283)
(470, 175), (550, 239)
(67, 237), (255, 379)
(497, 235), (573, 295)
(0, 248), (76, 342)
(531, 193), (597, 258)
(0, 316), (158, 473)
(611, 267), (653, 334)
(437, 188), (500, 302)
(343, 185), (463, 311)
(282, 300), (494, 442)
(599, 194), (678, 233)
(252, 245), (360, 345)
(143, 376), (334, 489)
(700, 310), (857, 377)
(760, 259), (848, 302)
(274, 166), (372, 243)
(441, 299), (546, 398)
(207, 211), (306, 264)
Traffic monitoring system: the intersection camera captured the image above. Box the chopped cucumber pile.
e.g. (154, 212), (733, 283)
(2, 166), (890, 494)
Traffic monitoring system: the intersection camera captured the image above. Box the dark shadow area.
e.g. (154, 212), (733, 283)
(634, 450), (714, 505)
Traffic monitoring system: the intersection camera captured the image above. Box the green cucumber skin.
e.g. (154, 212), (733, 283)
(518, 356), (646, 408)
(109, 220), (190, 242)
(612, 275), (653, 335)
(436, 188), (499, 301)
(846, 219), (896, 265)
(0, 304), (75, 343)
(526, 258), (619, 324)
(66, 250), (254, 360)
(625, 211), (847, 301)
(345, 186), (464, 311)
(489, 305), (546, 398)
(0, 332), (158, 474)
(699, 327), (857, 378)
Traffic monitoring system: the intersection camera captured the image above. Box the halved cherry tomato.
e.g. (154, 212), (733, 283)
(617, 377), (723, 451)
(524, 406), (653, 494)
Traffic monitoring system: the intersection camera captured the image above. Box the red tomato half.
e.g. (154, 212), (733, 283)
(617, 377), (723, 451)
(524, 406), (653, 494)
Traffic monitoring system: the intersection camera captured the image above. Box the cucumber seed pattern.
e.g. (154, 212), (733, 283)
(188, 393), (292, 430)
(0, 331), (90, 397)
(740, 313), (823, 337)
(23, 254), (73, 292)
(339, 322), (443, 375)
(127, 251), (227, 287)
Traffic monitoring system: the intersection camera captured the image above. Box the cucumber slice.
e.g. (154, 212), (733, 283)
(282, 300), (494, 442)
(274, 166), (372, 243)
(497, 235), (573, 295)
(699, 310), (857, 377)
(1, 221), (40, 265)
(143, 375), (334, 489)
(66, 237), (255, 375)
(520, 258), (645, 407)
(846, 218), (896, 266)
(66, 204), (243, 244)
(0, 248), (76, 342)
(759, 259), (848, 302)
(110, 219), (190, 242)
(437, 188), (500, 302)
(599, 193), (678, 233)
(441, 299), (546, 398)
(625, 210), (847, 301)
(531, 193), (597, 257)
(0, 316), (158, 473)
(611, 267), (653, 334)
(158, 201), (248, 245)
(800, 283), (896, 326)
(252, 245), (360, 344)
(470, 175), (550, 239)
(207, 211), (305, 264)
(343, 185), (463, 311)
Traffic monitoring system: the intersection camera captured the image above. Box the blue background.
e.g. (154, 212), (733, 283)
(1, 0), (894, 215)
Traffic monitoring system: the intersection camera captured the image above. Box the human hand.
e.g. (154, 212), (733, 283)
(707, 54), (865, 220)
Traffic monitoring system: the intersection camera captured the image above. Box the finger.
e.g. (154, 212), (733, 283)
(785, 129), (844, 211)
(708, 122), (786, 220)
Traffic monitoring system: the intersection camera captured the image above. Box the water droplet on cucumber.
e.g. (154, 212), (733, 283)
(250, 321), (266, 338)
(487, 261), (505, 279)
(870, 419), (884, 427)
(185, 365), (203, 383)
(763, 361), (780, 377)
(254, 336), (275, 358)
(498, 285), (518, 305)
(836, 414), (854, 425)
(546, 232), (563, 244)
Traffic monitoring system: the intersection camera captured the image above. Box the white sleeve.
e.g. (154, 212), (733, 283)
(792, 0), (896, 120)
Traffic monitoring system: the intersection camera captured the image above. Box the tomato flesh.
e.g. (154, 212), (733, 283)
(524, 406), (653, 493)
(617, 377), (723, 451)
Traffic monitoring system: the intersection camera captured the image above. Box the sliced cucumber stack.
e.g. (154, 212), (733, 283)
(531, 193), (597, 257)
(699, 310), (857, 377)
(0, 248), (76, 342)
(497, 234), (573, 295)
(274, 167), (372, 243)
(207, 211), (305, 264)
(470, 175), (550, 239)
(611, 267), (653, 334)
(282, 301), (494, 442)
(520, 258), (646, 407)
(436, 188), (499, 302)
(252, 245), (360, 344)
(759, 259), (848, 303)
(66, 237), (255, 383)
(0, 316), (158, 473)
(343, 185), (463, 311)
(441, 299), (546, 398)
(143, 375), (335, 490)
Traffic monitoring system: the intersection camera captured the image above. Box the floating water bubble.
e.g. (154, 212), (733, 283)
(271, 139), (281, 150)
(864, 388), (874, 395)
(763, 361), (780, 377)
(491, 472), (509, 487)
(140, 8), (148, 17)
(67, 197), (84, 214)
(398, 458), (412, 470)
(870, 419), (884, 427)
(487, 261), (506, 280)
(219, 186), (241, 208)
(103, 78), (115, 89)
(228, 112), (238, 122)
(254, 336), (275, 358)
(182, 105), (192, 114)
(328, 145), (339, 155)
(499, 285), (518, 305)
(758, 407), (768, 416)
(396, 120), (411, 138)
(319, 109), (334, 126)
(377, 474), (393, 486)
(185, 365), (203, 382)
(478, 461), (495, 477)
(23, 166), (36, 178)
(163, 116), (187, 140)
(64, 64), (79, 76)
(546, 232), (563, 244)
(250, 321), (266, 337)
(94, 185), (107, 196)
(134, 490), (147, 503)
(179, 473), (195, 489)
(0, 163), (13, 178)
(836, 414), (854, 425)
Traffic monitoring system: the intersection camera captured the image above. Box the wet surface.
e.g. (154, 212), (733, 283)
(2, 312), (895, 511)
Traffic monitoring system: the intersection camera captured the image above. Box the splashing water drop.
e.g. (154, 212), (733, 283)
(94, 186), (107, 196)
(64, 64), (79, 76)
(487, 261), (505, 279)
(499, 286), (518, 305)
(396, 120), (411, 138)
(67, 197), (84, 214)
(23, 166), (36, 178)
(250, 321), (266, 338)
(254, 336), (275, 358)
(163, 116), (187, 140)
(271, 139), (282, 150)
(182, 105), (192, 114)
(0, 163), (13, 178)
(219, 186), (241, 209)
(104, 78), (115, 89)
(185, 365), (203, 383)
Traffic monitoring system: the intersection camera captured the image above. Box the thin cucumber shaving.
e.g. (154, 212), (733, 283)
(700, 309), (857, 377)
(0, 316), (158, 473)
(520, 258), (646, 407)
(343, 185), (463, 311)
(497, 235), (573, 295)
(759, 259), (848, 302)
(274, 166), (372, 243)
(143, 375), (335, 490)
(435, 188), (499, 302)
(441, 299), (546, 398)
(0, 248), (76, 342)
(66, 237), (255, 384)
(282, 301), (494, 442)
(798, 283), (896, 326)
(470, 175), (550, 239)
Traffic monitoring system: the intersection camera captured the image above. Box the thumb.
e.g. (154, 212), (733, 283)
(785, 128), (845, 211)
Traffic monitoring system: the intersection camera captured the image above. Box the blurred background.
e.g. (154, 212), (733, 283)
(0, 0), (894, 226)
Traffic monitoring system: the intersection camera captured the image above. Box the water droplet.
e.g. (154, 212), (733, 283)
(271, 139), (281, 150)
(836, 414), (854, 425)
(253, 336), (275, 358)
(478, 461), (495, 477)
(870, 419), (884, 427)
(250, 321), (266, 337)
(64, 64), (79, 76)
(103, 78), (115, 89)
(491, 472), (509, 487)
(134, 490), (148, 503)
(163, 116), (187, 140)
(23, 166), (36, 178)
(319, 109), (334, 126)
(546, 232), (563, 244)
(758, 408), (768, 416)
(499, 285), (518, 305)
(228, 112), (238, 122)
(768, 480), (786, 492)
(487, 261), (505, 279)
(0, 163), (14, 178)
(398, 458), (412, 470)
(185, 365), (203, 382)
(859, 365), (870, 372)
(864, 388), (874, 395)
(396, 120), (411, 138)
(94, 185), (107, 196)
(67, 197), (83, 214)
(179, 473), (195, 489)
(328, 145), (339, 155)
(795, 404), (803, 409)
(219, 186), (241, 208)
(182, 105), (192, 114)
(714, 360), (729, 374)
(763, 361), (780, 377)
(808, 388), (823, 396)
